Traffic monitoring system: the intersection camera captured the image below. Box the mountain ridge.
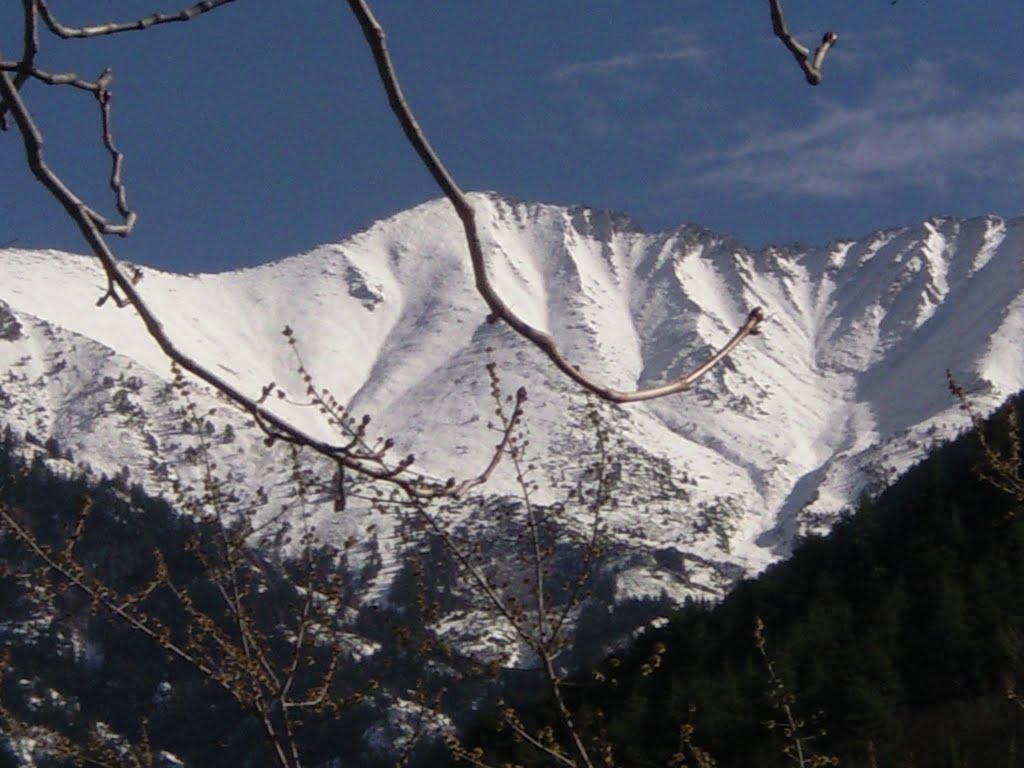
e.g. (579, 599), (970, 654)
(1, 193), (1023, 606)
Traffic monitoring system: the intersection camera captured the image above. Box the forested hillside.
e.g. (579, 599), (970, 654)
(464, 391), (1024, 767)
(3, 387), (1023, 767)
(0, 428), (407, 767)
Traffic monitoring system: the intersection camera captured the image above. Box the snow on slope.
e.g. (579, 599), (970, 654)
(2, 194), (1023, 607)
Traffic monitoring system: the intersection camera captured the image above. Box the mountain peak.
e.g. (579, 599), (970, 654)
(1, 199), (1022, 601)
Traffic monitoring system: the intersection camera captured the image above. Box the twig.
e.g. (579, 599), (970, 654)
(501, 710), (578, 768)
(947, 370), (1024, 504)
(35, 0), (237, 39)
(0, 502), (228, 691)
(754, 617), (837, 768)
(0, 60), (136, 235)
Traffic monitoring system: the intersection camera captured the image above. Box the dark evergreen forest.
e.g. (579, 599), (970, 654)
(462, 392), (1024, 767)
(0, 428), (388, 767)
(1, 388), (1022, 767)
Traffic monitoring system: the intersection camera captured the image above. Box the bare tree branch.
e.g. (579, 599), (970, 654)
(0, 413), (365, 768)
(1, 0), (825, 494)
(0, 501), (228, 690)
(0, 0), (519, 498)
(0, 56), (517, 499)
(947, 371), (1024, 504)
(0, 60), (137, 235)
(35, 0), (237, 39)
(346, 0), (765, 404)
(770, 0), (838, 86)
(500, 711), (578, 768)
(0, 0), (38, 131)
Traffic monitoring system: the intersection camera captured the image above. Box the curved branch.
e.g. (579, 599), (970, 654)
(0, 61), (136, 234)
(0, 0), (38, 131)
(769, 0), (838, 86)
(347, 0), (764, 404)
(0, 60), (516, 500)
(35, 0), (237, 39)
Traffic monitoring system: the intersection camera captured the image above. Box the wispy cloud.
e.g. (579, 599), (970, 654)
(685, 60), (1024, 198)
(554, 29), (711, 82)
(553, 28), (713, 141)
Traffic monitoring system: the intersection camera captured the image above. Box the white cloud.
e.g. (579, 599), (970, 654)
(686, 60), (1024, 198)
(554, 30), (711, 82)
(553, 29), (713, 141)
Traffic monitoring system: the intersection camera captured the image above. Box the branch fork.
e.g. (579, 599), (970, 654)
(769, 0), (838, 85)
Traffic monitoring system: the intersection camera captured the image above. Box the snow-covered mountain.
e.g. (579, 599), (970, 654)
(2, 192), (1023, 614)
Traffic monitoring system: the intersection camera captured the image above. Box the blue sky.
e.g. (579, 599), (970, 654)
(2, 1), (1023, 272)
